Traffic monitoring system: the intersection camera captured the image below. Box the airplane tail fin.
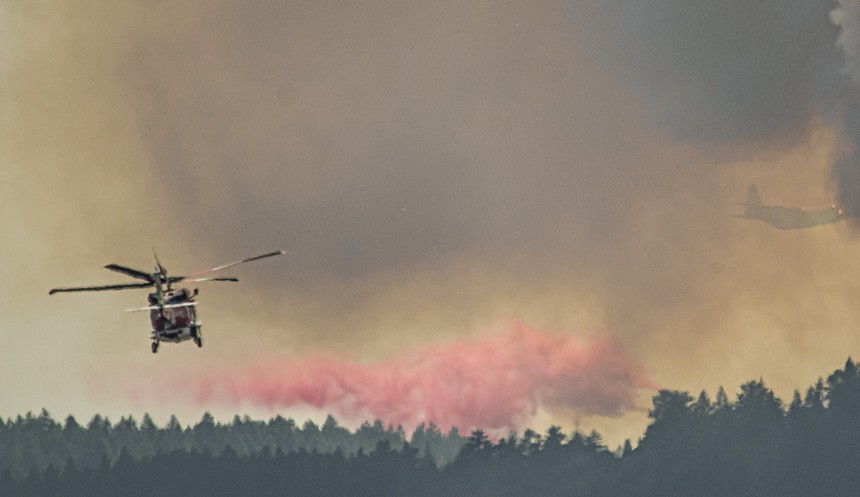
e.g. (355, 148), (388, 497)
(746, 184), (763, 206)
(737, 184), (763, 217)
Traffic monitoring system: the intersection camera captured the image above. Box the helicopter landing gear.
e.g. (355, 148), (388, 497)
(192, 325), (203, 348)
(151, 340), (159, 354)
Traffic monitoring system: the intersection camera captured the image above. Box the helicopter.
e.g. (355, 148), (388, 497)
(49, 250), (285, 353)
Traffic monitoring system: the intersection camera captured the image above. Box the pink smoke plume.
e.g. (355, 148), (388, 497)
(193, 321), (654, 432)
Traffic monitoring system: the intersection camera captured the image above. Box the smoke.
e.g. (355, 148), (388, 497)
(185, 321), (654, 433)
(830, 1), (860, 219)
(584, 1), (860, 220)
(9, 0), (860, 445)
(833, 0), (860, 85)
(590, 1), (841, 150)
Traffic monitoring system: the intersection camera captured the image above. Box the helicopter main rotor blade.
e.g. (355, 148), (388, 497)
(49, 282), (154, 295)
(164, 276), (239, 285)
(179, 277), (239, 283)
(187, 250), (285, 278)
(104, 264), (154, 282)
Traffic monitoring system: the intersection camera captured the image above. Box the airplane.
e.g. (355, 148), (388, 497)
(49, 250), (285, 353)
(734, 185), (845, 230)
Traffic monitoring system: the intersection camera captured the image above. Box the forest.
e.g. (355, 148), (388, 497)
(2, 358), (860, 496)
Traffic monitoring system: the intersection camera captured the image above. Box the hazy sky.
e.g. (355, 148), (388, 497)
(4, 1), (860, 446)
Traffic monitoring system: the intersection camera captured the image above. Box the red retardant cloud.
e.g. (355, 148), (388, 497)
(193, 321), (654, 432)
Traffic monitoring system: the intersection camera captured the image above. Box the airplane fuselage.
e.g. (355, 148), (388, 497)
(740, 204), (843, 230)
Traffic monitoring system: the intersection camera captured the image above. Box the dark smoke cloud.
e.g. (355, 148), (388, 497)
(120, 2), (645, 287)
(587, 1), (843, 150)
(830, 0), (860, 217)
(583, 1), (860, 219)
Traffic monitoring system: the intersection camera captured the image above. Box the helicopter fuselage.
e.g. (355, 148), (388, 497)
(149, 289), (202, 352)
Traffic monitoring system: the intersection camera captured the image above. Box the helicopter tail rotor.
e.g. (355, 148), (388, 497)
(151, 247), (172, 290)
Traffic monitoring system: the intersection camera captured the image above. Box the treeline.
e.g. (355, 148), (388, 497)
(619, 357), (860, 496)
(0, 412), (464, 478)
(0, 424), (614, 497)
(4, 358), (860, 496)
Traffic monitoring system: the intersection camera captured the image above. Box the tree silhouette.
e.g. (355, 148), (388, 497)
(6, 359), (860, 496)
